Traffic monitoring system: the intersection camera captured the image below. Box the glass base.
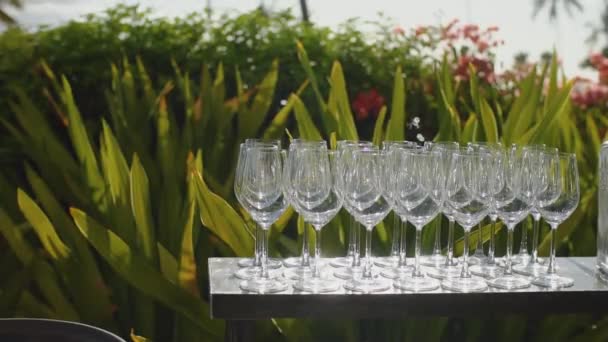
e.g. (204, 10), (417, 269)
(511, 253), (531, 265)
(426, 266), (462, 280)
(458, 256), (482, 265)
(329, 256), (355, 268)
(380, 265), (414, 279)
(239, 278), (288, 293)
(470, 264), (505, 279)
(531, 273), (574, 289)
(283, 264), (330, 280)
(513, 262), (548, 277)
(487, 275), (531, 290)
(393, 275), (440, 292)
(442, 276), (488, 292)
(293, 277), (340, 293)
(421, 254), (447, 267)
(237, 257), (282, 269)
(234, 267), (282, 280)
(283, 256), (311, 268)
(344, 276), (391, 293)
(497, 257), (523, 268)
(374, 256), (400, 268)
(334, 266), (378, 280)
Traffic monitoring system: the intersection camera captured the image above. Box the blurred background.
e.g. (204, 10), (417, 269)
(1, 1), (608, 341)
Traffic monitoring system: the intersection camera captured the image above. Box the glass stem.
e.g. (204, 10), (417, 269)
(519, 219), (528, 255)
(532, 217), (540, 263)
(445, 219), (455, 266)
(433, 217), (441, 255)
(254, 224), (262, 267)
(313, 227), (322, 278)
(391, 214), (400, 257)
(547, 225), (558, 274)
(506, 226), (514, 275)
(301, 222), (310, 266)
(261, 228), (269, 279)
(347, 214), (356, 258)
(354, 221), (361, 267)
(488, 219), (496, 264)
(476, 222), (483, 253)
(461, 229), (471, 278)
(413, 228), (422, 277)
(363, 228), (372, 279)
(399, 218), (408, 267)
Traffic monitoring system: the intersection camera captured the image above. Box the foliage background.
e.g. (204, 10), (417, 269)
(0, 5), (607, 341)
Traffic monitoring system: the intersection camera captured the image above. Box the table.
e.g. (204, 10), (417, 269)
(208, 257), (608, 341)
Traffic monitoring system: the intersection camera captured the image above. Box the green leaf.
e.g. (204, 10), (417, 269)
(386, 66), (406, 141)
(239, 59), (279, 139)
(0, 208), (34, 264)
(328, 61), (358, 140)
(158, 242), (178, 284)
(17, 189), (70, 259)
(293, 94), (323, 140)
(178, 200), (201, 296)
(461, 114), (477, 144)
(372, 106), (387, 146)
(32, 258), (80, 321)
(100, 120), (130, 207)
(190, 151), (254, 255)
(130, 154), (158, 263)
(479, 98), (499, 142)
(70, 208), (223, 338)
(454, 222), (503, 256)
(296, 40), (329, 130)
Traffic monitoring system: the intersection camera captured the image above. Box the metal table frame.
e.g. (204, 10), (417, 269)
(209, 257), (608, 341)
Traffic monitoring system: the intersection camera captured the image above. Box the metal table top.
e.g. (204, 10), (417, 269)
(209, 257), (608, 320)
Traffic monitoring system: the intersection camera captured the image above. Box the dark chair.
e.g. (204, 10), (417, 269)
(0, 318), (126, 342)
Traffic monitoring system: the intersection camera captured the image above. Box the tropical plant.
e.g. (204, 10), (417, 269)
(1, 33), (607, 342)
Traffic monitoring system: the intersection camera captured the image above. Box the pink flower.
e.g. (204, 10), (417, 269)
(393, 26), (405, 35)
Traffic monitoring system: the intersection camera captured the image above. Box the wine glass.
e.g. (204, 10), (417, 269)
(391, 149), (445, 292)
(330, 140), (374, 269)
(283, 139), (328, 270)
(513, 146), (560, 276)
(441, 150), (491, 292)
(487, 145), (533, 290)
(233, 141), (282, 280)
(422, 141), (460, 268)
(293, 150), (343, 292)
(532, 153), (580, 288)
(342, 147), (392, 292)
(238, 146), (289, 293)
(375, 140), (418, 269)
(469, 142), (506, 279)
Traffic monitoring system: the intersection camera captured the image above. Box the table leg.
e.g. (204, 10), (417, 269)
(225, 320), (254, 342)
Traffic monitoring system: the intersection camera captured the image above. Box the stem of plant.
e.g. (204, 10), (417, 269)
(461, 229), (471, 278)
(399, 218), (407, 267)
(414, 228), (422, 277)
(301, 222), (310, 266)
(391, 214), (400, 257)
(506, 226), (514, 275)
(313, 227), (322, 278)
(364, 227), (372, 279)
(547, 224), (558, 274)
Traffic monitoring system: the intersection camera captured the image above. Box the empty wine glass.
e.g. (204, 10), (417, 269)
(422, 141), (459, 268)
(293, 150), (343, 292)
(532, 153), (580, 288)
(469, 142), (506, 279)
(238, 146), (289, 293)
(342, 147), (392, 292)
(375, 140), (419, 269)
(487, 145), (533, 290)
(330, 140), (374, 269)
(513, 146), (560, 276)
(234, 141), (282, 280)
(390, 149), (445, 292)
(283, 140), (328, 270)
(441, 150), (491, 292)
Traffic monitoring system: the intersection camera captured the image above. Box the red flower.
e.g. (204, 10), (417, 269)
(454, 55), (496, 84)
(393, 26), (405, 35)
(352, 89), (385, 121)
